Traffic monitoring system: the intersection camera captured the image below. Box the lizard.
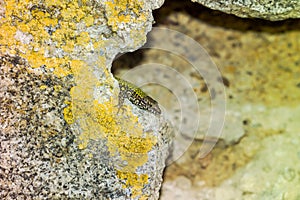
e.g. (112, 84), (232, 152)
(115, 77), (161, 115)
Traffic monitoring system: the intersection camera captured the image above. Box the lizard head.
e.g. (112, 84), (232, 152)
(145, 97), (162, 115)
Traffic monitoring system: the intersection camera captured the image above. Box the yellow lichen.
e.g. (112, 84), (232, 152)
(83, 15), (94, 27)
(105, 0), (147, 31)
(76, 32), (91, 46)
(61, 40), (76, 54)
(1, 0), (156, 195)
(53, 63), (72, 78)
(0, 0), (98, 76)
(117, 171), (149, 198)
(115, 132), (155, 154)
(63, 101), (74, 124)
(40, 85), (47, 90)
(84, 98), (156, 197)
(54, 85), (62, 92)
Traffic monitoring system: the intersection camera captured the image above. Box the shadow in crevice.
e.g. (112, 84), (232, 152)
(112, 0), (300, 74)
(111, 50), (146, 75)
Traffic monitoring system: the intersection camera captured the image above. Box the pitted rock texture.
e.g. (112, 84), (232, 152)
(0, 0), (172, 199)
(192, 0), (300, 21)
(0, 55), (125, 199)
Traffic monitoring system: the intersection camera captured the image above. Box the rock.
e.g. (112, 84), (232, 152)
(221, 129), (300, 199)
(0, 0), (171, 199)
(192, 0), (300, 21)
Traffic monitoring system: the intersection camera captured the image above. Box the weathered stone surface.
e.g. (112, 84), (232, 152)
(192, 0), (300, 21)
(0, 0), (171, 199)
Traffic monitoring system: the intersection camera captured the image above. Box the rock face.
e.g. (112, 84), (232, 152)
(0, 0), (172, 199)
(192, 0), (300, 21)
